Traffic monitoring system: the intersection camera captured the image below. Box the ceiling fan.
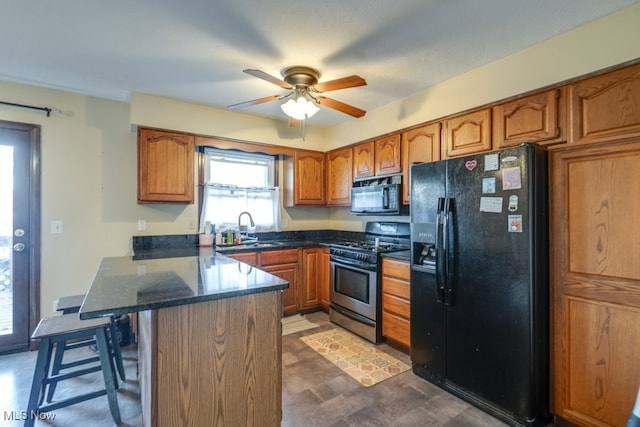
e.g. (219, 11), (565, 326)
(227, 66), (367, 122)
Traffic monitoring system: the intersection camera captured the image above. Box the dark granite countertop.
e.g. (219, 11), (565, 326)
(79, 248), (289, 320)
(381, 250), (411, 261)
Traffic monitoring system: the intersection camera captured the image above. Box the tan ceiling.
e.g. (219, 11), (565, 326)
(1, 0), (638, 127)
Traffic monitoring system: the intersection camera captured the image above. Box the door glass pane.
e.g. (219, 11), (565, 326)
(0, 145), (13, 336)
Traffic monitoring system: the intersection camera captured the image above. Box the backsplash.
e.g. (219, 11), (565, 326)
(132, 229), (365, 250)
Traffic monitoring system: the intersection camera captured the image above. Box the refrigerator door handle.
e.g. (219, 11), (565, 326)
(435, 197), (446, 304)
(442, 197), (451, 306)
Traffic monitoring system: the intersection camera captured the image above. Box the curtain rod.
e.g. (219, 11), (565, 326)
(0, 100), (56, 117)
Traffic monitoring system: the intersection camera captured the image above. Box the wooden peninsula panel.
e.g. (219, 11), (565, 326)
(139, 291), (282, 427)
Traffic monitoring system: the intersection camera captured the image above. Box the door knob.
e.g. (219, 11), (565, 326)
(13, 243), (25, 252)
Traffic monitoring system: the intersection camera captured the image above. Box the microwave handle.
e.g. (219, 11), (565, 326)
(382, 187), (389, 209)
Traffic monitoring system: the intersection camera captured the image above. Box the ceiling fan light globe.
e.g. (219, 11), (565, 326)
(281, 100), (306, 120)
(304, 100), (319, 118)
(281, 97), (317, 120)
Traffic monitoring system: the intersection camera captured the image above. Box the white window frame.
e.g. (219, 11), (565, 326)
(199, 148), (280, 233)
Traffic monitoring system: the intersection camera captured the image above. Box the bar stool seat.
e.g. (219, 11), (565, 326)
(53, 294), (126, 382)
(25, 314), (121, 427)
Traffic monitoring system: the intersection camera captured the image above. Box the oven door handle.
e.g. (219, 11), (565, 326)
(330, 257), (377, 272)
(330, 303), (376, 327)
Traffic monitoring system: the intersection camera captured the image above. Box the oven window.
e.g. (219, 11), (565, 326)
(334, 265), (370, 304)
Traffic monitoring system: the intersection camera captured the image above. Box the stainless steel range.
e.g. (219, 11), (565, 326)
(329, 221), (410, 343)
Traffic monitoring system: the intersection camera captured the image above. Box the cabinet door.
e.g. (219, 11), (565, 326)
(263, 264), (299, 315)
(260, 249), (300, 315)
(138, 128), (194, 203)
(326, 147), (352, 206)
(550, 141), (640, 426)
(319, 248), (330, 311)
(569, 63), (640, 145)
(374, 134), (402, 176)
(286, 151), (325, 206)
(300, 248), (321, 309)
(353, 141), (375, 180)
(493, 88), (564, 148)
(443, 109), (492, 158)
(401, 122), (441, 204)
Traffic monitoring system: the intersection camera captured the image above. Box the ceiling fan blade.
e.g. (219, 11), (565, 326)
(316, 96), (366, 118)
(226, 94), (283, 110)
(313, 75), (366, 93)
(243, 69), (292, 89)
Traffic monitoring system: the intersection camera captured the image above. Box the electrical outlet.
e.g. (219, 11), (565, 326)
(51, 220), (63, 234)
(138, 219), (147, 231)
(188, 219), (196, 230)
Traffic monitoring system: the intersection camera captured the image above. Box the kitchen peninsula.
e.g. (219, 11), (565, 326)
(79, 248), (288, 427)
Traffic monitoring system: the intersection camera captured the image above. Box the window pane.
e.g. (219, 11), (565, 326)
(209, 160), (269, 187)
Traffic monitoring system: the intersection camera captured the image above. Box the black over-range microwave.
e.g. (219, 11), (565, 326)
(350, 183), (403, 215)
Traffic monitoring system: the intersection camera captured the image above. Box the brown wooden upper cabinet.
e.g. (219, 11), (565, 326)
(374, 134), (402, 176)
(137, 127), (195, 204)
(284, 150), (325, 206)
(401, 122), (441, 204)
(443, 108), (492, 158)
(569, 62), (640, 145)
(325, 147), (353, 206)
(493, 88), (565, 148)
(353, 141), (375, 180)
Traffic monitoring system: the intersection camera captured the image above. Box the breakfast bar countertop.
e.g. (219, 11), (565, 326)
(79, 247), (289, 320)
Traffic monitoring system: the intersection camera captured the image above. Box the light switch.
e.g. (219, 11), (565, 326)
(51, 220), (63, 234)
(138, 219), (147, 231)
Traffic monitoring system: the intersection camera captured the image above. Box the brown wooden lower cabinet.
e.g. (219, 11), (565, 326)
(300, 248), (321, 309)
(550, 140), (640, 427)
(227, 247), (330, 316)
(319, 247), (330, 311)
(381, 257), (410, 349)
(263, 263), (298, 314)
(138, 292), (282, 427)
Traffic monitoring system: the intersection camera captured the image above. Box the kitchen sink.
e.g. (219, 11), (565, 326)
(215, 241), (286, 252)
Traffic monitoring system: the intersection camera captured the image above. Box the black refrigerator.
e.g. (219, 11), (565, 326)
(409, 144), (549, 426)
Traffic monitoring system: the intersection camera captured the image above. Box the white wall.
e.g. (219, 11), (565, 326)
(0, 4), (639, 316)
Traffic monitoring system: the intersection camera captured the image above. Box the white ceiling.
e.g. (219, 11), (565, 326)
(1, 0), (638, 127)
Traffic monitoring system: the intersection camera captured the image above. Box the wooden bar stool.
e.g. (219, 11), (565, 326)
(25, 314), (121, 427)
(53, 294), (126, 382)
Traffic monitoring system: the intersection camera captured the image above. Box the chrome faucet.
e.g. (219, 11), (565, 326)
(238, 211), (255, 240)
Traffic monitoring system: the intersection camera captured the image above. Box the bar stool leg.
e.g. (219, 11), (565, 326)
(109, 317), (126, 381)
(25, 337), (53, 427)
(95, 327), (121, 424)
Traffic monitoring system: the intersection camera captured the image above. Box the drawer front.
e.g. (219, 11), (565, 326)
(382, 312), (410, 347)
(383, 293), (410, 319)
(382, 258), (410, 280)
(383, 277), (410, 300)
(260, 249), (300, 266)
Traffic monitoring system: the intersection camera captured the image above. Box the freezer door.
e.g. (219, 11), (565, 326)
(410, 268), (446, 378)
(410, 160), (447, 377)
(410, 160), (446, 224)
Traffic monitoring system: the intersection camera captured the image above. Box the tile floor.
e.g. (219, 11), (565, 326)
(0, 311), (507, 426)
